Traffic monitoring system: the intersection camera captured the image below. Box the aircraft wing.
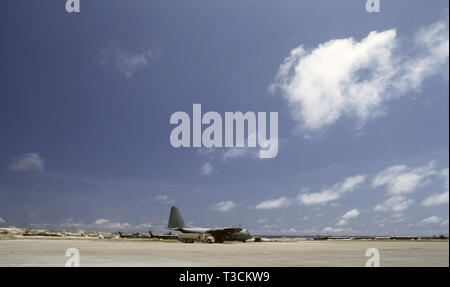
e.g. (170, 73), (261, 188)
(206, 227), (242, 241)
(207, 227), (242, 234)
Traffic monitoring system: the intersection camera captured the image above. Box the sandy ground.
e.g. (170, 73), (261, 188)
(0, 238), (447, 267)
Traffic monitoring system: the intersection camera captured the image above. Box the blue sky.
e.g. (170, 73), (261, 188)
(0, 0), (448, 236)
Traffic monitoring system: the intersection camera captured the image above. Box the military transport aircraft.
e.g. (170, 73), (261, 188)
(167, 206), (252, 243)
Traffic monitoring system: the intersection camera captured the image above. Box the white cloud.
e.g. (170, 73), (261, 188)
(197, 148), (216, 159)
(97, 41), (153, 79)
(254, 197), (291, 209)
(373, 162), (439, 212)
(197, 147), (256, 161)
(151, 194), (175, 204)
(60, 218), (84, 229)
(442, 168), (449, 188)
(422, 191), (449, 206)
(321, 226), (354, 235)
(342, 212), (359, 219)
(391, 212), (405, 219)
(337, 209), (360, 226)
(420, 216), (442, 225)
(271, 18), (449, 132)
(200, 163), (214, 175)
(401, 20), (450, 90)
(297, 175), (366, 205)
(280, 228), (298, 234)
(104, 222), (131, 230)
(211, 201), (236, 212)
(94, 218), (110, 225)
(336, 220), (346, 226)
(222, 148), (259, 161)
(372, 163), (436, 195)
(30, 218), (157, 233)
(0, 217), (5, 224)
(321, 227), (342, 233)
(374, 195), (414, 212)
(91, 218), (153, 231)
(422, 168), (450, 206)
(298, 190), (340, 206)
(9, 153), (45, 172)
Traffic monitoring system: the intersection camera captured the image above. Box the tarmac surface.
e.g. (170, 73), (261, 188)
(0, 238), (448, 267)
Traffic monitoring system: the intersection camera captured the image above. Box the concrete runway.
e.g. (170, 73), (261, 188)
(0, 238), (447, 267)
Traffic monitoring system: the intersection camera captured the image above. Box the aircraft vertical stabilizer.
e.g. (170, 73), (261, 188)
(168, 206), (185, 229)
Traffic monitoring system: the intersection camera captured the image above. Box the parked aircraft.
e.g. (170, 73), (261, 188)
(167, 206), (252, 243)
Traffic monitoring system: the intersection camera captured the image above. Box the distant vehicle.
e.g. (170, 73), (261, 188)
(178, 233), (215, 244)
(167, 206), (252, 243)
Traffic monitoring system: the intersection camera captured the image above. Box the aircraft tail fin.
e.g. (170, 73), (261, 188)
(168, 206), (185, 229)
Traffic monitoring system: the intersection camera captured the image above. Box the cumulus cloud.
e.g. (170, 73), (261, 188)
(197, 148), (216, 159)
(297, 175), (366, 205)
(373, 162), (438, 212)
(280, 228), (298, 234)
(374, 196), (414, 212)
(372, 163), (436, 195)
(271, 18), (449, 132)
(222, 148), (259, 161)
(254, 197), (291, 209)
(30, 217), (156, 233)
(93, 218), (110, 225)
(97, 41), (153, 79)
(151, 194), (175, 204)
(420, 216), (442, 225)
(337, 209), (360, 226)
(91, 218), (153, 231)
(9, 153), (45, 172)
(59, 218), (84, 229)
(442, 168), (449, 187)
(200, 163), (214, 175)
(422, 191), (449, 206)
(211, 201), (236, 212)
(197, 147), (260, 167)
(402, 20), (450, 89)
(422, 168), (449, 206)
(321, 226), (354, 235)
